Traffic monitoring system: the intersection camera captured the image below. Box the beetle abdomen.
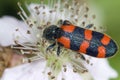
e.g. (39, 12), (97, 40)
(58, 26), (118, 58)
(79, 30), (118, 58)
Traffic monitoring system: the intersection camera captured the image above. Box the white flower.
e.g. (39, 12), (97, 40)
(0, 0), (118, 80)
(0, 16), (35, 46)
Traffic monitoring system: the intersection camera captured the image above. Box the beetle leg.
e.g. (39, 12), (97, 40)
(63, 20), (72, 25)
(57, 45), (61, 56)
(57, 43), (63, 56)
(85, 24), (94, 29)
(58, 19), (63, 26)
(46, 42), (56, 51)
(80, 54), (86, 60)
(77, 53), (86, 60)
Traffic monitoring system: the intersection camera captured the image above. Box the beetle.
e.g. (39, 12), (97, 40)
(43, 20), (118, 58)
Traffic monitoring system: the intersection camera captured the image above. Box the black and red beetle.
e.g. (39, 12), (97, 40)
(43, 20), (118, 58)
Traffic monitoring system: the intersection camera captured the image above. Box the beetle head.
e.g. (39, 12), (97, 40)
(43, 25), (58, 41)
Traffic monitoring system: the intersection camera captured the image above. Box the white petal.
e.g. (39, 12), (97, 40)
(1, 60), (84, 80)
(57, 64), (83, 80)
(0, 16), (35, 46)
(1, 60), (48, 80)
(84, 55), (118, 80)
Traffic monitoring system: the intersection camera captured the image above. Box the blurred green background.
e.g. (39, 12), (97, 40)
(0, 0), (119, 80)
